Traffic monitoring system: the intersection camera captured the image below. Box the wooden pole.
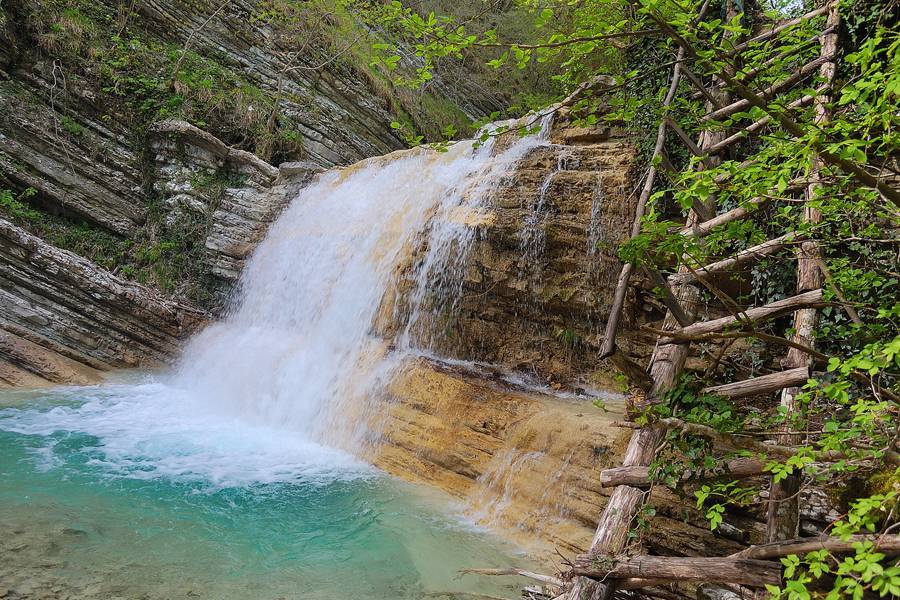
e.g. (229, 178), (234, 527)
(764, 3), (839, 545)
(734, 534), (900, 560)
(706, 90), (820, 154)
(600, 457), (765, 487)
(669, 232), (801, 285)
(702, 367), (811, 400)
(702, 54), (833, 123)
(568, 289), (701, 600)
(660, 289), (825, 342)
(679, 198), (767, 237)
(575, 6), (731, 593)
(600, 47), (688, 359)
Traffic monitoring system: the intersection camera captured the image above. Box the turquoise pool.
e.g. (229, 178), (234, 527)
(0, 376), (534, 600)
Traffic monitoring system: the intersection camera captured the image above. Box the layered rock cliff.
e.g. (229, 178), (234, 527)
(0, 218), (204, 387)
(0, 0), (510, 378)
(372, 357), (839, 565)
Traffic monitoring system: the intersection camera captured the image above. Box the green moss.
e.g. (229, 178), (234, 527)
(59, 114), (85, 136)
(0, 188), (43, 221)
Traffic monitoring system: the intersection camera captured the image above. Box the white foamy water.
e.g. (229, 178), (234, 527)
(0, 379), (370, 487)
(1, 119), (554, 486)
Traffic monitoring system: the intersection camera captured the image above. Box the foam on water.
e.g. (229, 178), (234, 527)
(0, 377), (370, 488)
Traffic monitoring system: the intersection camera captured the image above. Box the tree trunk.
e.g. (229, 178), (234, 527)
(661, 289), (825, 342)
(764, 3), (839, 545)
(702, 367), (811, 400)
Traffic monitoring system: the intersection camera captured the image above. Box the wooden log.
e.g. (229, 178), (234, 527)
(570, 285), (702, 600)
(702, 367), (811, 400)
(643, 266), (693, 326)
(682, 65), (725, 109)
(609, 347), (653, 393)
(578, 5), (717, 591)
(706, 91), (819, 154)
(664, 117), (712, 164)
(734, 534), (900, 560)
(571, 556), (781, 587)
(679, 198), (767, 237)
(637, 417), (900, 466)
(600, 457), (765, 487)
(729, 27), (836, 85)
(661, 289), (825, 343)
(765, 3), (839, 546)
(669, 233), (800, 285)
(702, 54), (833, 123)
(599, 48), (688, 359)
(724, 3), (834, 57)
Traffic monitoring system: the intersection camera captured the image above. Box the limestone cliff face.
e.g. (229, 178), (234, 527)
(147, 120), (321, 284)
(378, 115), (657, 387)
(445, 123), (643, 384)
(0, 219), (204, 387)
(372, 357), (843, 562)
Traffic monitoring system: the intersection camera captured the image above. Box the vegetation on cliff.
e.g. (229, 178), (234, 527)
(0, 0), (554, 308)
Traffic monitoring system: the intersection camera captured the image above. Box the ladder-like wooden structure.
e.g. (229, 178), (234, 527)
(561, 4), (885, 599)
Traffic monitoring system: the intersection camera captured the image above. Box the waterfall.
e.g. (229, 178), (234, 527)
(174, 118), (552, 450)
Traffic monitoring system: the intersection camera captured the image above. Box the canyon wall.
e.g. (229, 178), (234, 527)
(0, 0), (505, 381)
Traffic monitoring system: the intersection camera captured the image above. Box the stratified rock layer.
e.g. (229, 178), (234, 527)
(382, 116), (656, 386)
(453, 126), (640, 382)
(373, 357), (844, 563)
(148, 120), (321, 284)
(0, 218), (205, 386)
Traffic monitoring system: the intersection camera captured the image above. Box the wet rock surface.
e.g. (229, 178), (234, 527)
(373, 357), (777, 561)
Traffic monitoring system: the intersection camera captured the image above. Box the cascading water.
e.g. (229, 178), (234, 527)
(518, 147), (576, 282)
(0, 119), (556, 599)
(397, 114), (553, 353)
(175, 115), (553, 449)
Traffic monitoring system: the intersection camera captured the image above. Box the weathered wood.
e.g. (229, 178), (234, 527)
(706, 91), (819, 154)
(459, 568), (562, 587)
(731, 27), (836, 85)
(681, 64), (725, 109)
(609, 347), (653, 392)
(571, 556), (781, 588)
(599, 47), (688, 359)
(734, 534), (900, 560)
(702, 54), (833, 123)
(641, 416), (900, 466)
(724, 3), (834, 57)
(679, 198), (767, 237)
(664, 117), (711, 162)
(702, 366), (811, 400)
(765, 4), (839, 546)
(600, 457), (765, 487)
(570, 285), (702, 600)
(643, 266), (693, 326)
(669, 233), (800, 285)
(662, 289), (825, 343)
